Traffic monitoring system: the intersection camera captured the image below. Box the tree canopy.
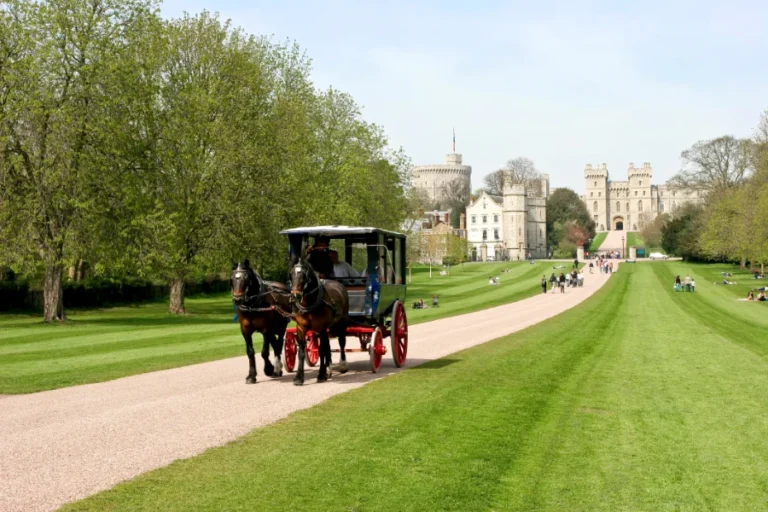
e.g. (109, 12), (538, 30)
(0, 1), (409, 319)
(546, 188), (596, 256)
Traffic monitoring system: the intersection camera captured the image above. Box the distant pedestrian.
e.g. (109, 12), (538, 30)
(589, 262), (594, 274)
(559, 273), (566, 293)
(573, 258), (579, 269)
(541, 275), (547, 294)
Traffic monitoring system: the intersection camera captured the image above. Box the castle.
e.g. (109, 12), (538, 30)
(466, 176), (550, 261)
(584, 162), (703, 232)
(411, 153), (472, 205)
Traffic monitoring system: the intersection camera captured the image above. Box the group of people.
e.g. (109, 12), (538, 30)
(714, 272), (738, 285)
(488, 276), (501, 285)
(590, 258), (615, 274)
(674, 275), (696, 292)
(742, 290), (768, 302)
(305, 237), (359, 279)
(413, 295), (440, 309)
(543, 270), (584, 294)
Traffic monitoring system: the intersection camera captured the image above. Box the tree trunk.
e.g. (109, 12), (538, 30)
(75, 259), (86, 281)
(44, 264), (66, 322)
(169, 278), (186, 314)
(740, 257), (747, 270)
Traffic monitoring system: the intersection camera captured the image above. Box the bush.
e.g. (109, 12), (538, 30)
(442, 256), (459, 266)
(553, 240), (577, 259)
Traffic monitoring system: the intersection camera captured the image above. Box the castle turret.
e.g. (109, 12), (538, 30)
(503, 182), (527, 260)
(412, 153), (472, 206)
(628, 162), (652, 230)
(584, 163), (609, 231)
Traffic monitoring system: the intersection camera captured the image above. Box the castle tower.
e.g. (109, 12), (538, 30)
(584, 163), (609, 231)
(526, 173), (549, 258)
(411, 153), (472, 206)
(503, 182), (527, 260)
(627, 162), (652, 231)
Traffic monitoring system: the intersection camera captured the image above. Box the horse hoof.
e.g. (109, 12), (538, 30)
(272, 370), (283, 378)
(337, 361), (349, 374)
(245, 376), (257, 384)
(317, 374), (328, 383)
(263, 364), (274, 377)
(293, 378), (304, 386)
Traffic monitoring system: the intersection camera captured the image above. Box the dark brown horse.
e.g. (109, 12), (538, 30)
(289, 259), (349, 385)
(231, 261), (291, 384)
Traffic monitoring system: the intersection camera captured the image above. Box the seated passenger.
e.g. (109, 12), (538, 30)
(329, 250), (359, 278)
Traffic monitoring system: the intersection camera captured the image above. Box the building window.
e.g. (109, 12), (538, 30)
(598, 192), (601, 197)
(616, 201), (620, 212)
(590, 192), (593, 197)
(493, 214), (499, 223)
(626, 202), (629, 212)
(471, 216), (476, 224)
(673, 191), (676, 197)
(483, 202), (486, 209)
(626, 191), (629, 197)
(634, 191), (638, 196)
(643, 191), (646, 196)
(660, 201), (664, 212)
(518, 227), (521, 236)
(638, 201), (643, 212)
(494, 229), (499, 240)
(593, 201), (598, 212)
(639, 181), (642, 186)
(482, 215), (487, 223)
(593, 214), (598, 222)
(594, 181), (597, 187)
(482, 230), (487, 240)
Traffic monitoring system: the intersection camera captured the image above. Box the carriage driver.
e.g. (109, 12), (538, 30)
(306, 236), (334, 279)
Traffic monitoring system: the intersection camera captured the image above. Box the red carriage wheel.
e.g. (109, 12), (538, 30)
(306, 331), (320, 367)
(390, 300), (408, 368)
(284, 331), (297, 373)
(369, 327), (386, 373)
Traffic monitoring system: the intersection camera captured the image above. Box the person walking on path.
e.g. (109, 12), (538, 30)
(550, 273), (558, 292)
(573, 258), (579, 269)
(559, 273), (566, 293)
(541, 275), (547, 294)
(589, 261), (594, 274)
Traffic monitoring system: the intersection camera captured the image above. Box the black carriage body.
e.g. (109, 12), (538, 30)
(280, 226), (407, 322)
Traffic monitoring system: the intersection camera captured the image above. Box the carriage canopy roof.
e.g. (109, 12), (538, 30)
(279, 226), (405, 239)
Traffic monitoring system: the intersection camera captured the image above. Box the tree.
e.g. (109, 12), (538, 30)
(670, 136), (753, 195)
(546, 188), (596, 251)
(439, 177), (470, 228)
(0, 0), (156, 321)
(639, 212), (667, 249)
(661, 203), (705, 260)
(482, 157), (543, 196)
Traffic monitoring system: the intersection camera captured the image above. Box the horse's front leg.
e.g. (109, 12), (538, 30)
(261, 331), (275, 377)
(294, 326), (306, 386)
(337, 325), (348, 374)
(242, 330), (257, 384)
(317, 331), (331, 382)
(272, 321), (286, 378)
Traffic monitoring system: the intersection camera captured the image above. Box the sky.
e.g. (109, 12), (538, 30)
(160, 0), (768, 192)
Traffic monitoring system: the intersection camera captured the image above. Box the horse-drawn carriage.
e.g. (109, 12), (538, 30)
(281, 226), (409, 375)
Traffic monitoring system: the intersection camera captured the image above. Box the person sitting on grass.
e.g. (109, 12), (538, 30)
(715, 279), (738, 285)
(753, 285), (767, 292)
(721, 271), (733, 277)
(738, 291), (755, 302)
(759, 291), (768, 302)
(432, 295), (440, 307)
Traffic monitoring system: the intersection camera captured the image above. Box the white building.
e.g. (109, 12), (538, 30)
(467, 175), (550, 261)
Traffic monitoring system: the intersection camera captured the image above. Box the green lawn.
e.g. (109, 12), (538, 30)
(63, 262), (768, 511)
(0, 262), (550, 394)
(587, 232), (607, 253)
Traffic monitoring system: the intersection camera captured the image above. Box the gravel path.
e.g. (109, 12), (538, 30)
(0, 266), (614, 512)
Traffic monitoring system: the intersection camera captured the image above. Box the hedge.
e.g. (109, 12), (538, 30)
(0, 277), (230, 312)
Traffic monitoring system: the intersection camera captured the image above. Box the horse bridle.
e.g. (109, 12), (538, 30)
(232, 267), (265, 306)
(291, 263), (324, 313)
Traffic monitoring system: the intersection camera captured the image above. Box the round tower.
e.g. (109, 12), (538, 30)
(503, 182), (527, 260)
(411, 153), (472, 206)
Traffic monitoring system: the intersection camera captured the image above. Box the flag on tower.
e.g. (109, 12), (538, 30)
(452, 128), (456, 153)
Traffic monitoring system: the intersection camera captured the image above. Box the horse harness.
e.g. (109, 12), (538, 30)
(234, 270), (292, 317)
